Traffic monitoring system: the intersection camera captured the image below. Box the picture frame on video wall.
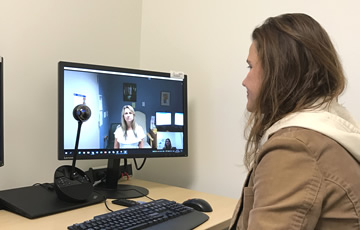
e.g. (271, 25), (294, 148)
(123, 83), (137, 102)
(161, 91), (170, 106)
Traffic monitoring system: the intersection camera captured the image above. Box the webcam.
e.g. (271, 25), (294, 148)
(54, 104), (93, 202)
(73, 104), (91, 122)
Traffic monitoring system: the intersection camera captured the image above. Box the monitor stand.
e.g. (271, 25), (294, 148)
(93, 159), (149, 199)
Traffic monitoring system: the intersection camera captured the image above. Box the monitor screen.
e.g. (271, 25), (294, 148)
(0, 57), (3, 167)
(58, 61), (187, 198)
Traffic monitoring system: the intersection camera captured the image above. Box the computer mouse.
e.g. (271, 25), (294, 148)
(182, 198), (213, 212)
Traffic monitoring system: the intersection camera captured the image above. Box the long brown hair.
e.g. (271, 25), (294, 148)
(244, 13), (346, 170)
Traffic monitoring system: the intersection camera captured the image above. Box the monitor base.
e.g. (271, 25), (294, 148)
(94, 183), (149, 199)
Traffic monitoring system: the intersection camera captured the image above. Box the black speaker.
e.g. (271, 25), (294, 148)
(54, 166), (93, 202)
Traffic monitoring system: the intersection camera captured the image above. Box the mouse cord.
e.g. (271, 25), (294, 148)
(93, 188), (156, 213)
(128, 187), (155, 201)
(91, 191), (114, 212)
(104, 198), (114, 212)
(33, 182), (54, 191)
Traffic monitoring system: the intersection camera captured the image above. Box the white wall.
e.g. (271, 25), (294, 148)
(1, 0), (360, 200)
(135, 0), (360, 199)
(0, 0), (143, 190)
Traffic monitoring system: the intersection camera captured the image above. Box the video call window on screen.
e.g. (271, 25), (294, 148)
(58, 61), (188, 161)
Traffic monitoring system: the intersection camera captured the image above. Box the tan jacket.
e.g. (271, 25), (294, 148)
(229, 127), (360, 229)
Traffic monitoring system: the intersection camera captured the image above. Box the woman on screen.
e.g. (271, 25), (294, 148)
(114, 105), (145, 149)
(163, 138), (172, 150)
(163, 138), (176, 150)
(229, 13), (360, 229)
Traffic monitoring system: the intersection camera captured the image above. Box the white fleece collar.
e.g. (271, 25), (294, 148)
(262, 101), (360, 162)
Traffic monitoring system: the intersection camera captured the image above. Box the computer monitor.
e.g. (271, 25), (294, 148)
(0, 57), (3, 167)
(58, 61), (187, 198)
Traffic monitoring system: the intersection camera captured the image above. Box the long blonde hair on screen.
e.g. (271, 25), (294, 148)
(121, 105), (138, 139)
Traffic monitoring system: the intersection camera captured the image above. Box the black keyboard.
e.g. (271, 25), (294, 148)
(68, 199), (209, 230)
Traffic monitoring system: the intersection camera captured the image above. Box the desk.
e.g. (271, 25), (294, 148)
(0, 179), (238, 230)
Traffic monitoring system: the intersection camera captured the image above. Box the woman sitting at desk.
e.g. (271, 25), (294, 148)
(114, 105), (145, 149)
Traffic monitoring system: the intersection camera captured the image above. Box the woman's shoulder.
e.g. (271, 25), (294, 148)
(135, 124), (145, 132)
(114, 125), (124, 133)
(135, 124), (145, 138)
(115, 124), (123, 130)
(267, 127), (332, 143)
(254, 128), (322, 180)
(270, 127), (335, 145)
(259, 127), (342, 163)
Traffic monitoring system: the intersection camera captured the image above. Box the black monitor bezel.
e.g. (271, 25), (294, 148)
(0, 57), (3, 167)
(58, 61), (188, 161)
